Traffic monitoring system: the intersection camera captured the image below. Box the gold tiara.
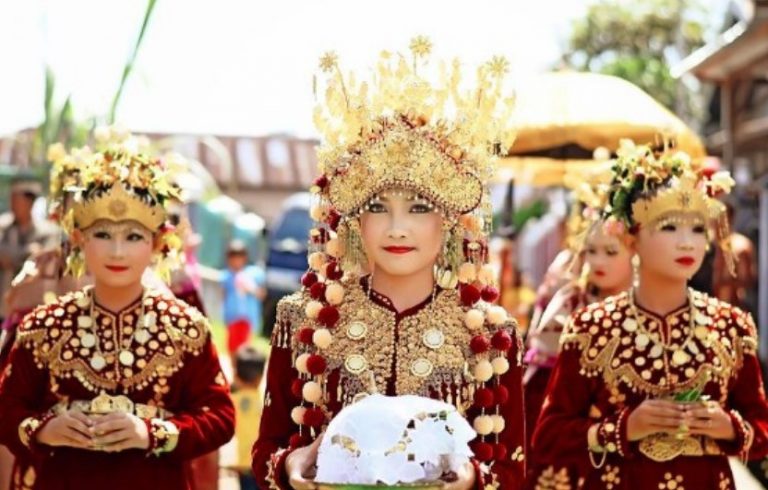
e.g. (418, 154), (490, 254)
(73, 183), (166, 231)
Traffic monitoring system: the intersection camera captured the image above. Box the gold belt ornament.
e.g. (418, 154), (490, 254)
(639, 433), (722, 462)
(53, 392), (174, 419)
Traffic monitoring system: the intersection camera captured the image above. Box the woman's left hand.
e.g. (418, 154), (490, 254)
(89, 412), (150, 452)
(442, 462), (476, 490)
(684, 401), (736, 441)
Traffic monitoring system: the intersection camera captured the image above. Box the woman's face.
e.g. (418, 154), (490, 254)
(584, 226), (632, 293)
(360, 189), (444, 278)
(633, 211), (709, 282)
(79, 220), (155, 289)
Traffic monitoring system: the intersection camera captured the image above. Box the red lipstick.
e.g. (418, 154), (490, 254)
(675, 256), (695, 266)
(383, 246), (415, 255)
(594, 270), (606, 277)
(106, 265), (129, 272)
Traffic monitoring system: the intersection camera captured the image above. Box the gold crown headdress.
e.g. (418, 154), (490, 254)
(55, 127), (185, 280)
(313, 36), (516, 217)
(603, 138), (736, 272)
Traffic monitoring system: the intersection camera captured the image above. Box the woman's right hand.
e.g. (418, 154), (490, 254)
(35, 410), (94, 448)
(626, 400), (687, 441)
(286, 435), (323, 490)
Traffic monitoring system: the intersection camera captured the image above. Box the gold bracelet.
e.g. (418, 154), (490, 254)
(587, 423), (603, 452)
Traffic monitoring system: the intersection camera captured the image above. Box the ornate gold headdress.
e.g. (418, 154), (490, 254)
(312, 36), (516, 217)
(51, 127), (185, 280)
(603, 139), (736, 272)
(563, 161), (612, 251)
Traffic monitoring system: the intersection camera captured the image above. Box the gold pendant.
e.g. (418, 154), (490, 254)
(346, 321), (367, 340)
(91, 354), (106, 371)
(119, 350), (135, 366)
(344, 354), (367, 374)
(411, 358), (433, 377)
(422, 329), (445, 349)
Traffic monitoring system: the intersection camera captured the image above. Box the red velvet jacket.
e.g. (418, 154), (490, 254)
(528, 290), (768, 490)
(252, 283), (526, 489)
(0, 288), (235, 490)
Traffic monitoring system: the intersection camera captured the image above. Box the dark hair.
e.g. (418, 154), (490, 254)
(607, 174), (675, 233)
(235, 346), (266, 383)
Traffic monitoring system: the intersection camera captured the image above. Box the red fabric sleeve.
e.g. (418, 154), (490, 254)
(252, 342), (300, 489)
(722, 352), (768, 459)
(162, 338), (235, 461)
(0, 343), (55, 461)
(530, 347), (598, 475)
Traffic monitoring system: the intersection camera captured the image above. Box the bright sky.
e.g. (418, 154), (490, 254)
(0, 0), (727, 138)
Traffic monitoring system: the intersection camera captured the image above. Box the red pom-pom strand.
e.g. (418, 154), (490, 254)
(470, 335), (491, 354)
(474, 387), (495, 408)
(306, 354), (327, 375)
(491, 330), (513, 351)
(493, 385), (510, 405)
(317, 305), (340, 328)
(303, 407), (325, 427)
(326, 210), (341, 231)
(460, 284), (482, 306)
(297, 327), (315, 345)
(480, 286), (500, 303)
(290, 379), (304, 398)
(314, 175), (329, 190)
(472, 441), (494, 462)
(325, 261), (343, 281)
(309, 282), (327, 300)
(301, 272), (318, 288)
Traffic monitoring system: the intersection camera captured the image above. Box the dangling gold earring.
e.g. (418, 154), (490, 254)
(631, 254), (640, 288)
(65, 247), (86, 278)
(436, 226), (462, 289)
(340, 218), (367, 274)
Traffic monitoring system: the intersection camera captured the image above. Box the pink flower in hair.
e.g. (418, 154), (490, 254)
(602, 217), (626, 236)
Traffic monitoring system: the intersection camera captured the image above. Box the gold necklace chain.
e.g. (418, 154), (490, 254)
(628, 287), (696, 360)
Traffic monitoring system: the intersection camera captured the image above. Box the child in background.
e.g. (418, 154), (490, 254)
(232, 347), (265, 490)
(222, 239), (266, 355)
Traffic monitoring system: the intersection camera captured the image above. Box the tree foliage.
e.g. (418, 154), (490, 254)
(565, 0), (706, 115)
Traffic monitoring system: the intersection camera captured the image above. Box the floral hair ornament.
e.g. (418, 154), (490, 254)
(58, 126), (185, 281)
(602, 138), (737, 274)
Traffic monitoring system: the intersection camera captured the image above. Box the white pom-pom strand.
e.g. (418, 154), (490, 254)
(492, 356), (510, 375)
(473, 415), (494, 436)
(473, 359), (494, 382)
(295, 353), (310, 374)
(308, 252), (327, 272)
(487, 306), (508, 326)
(492, 414), (506, 434)
(302, 381), (323, 404)
(313, 328), (333, 349)
(465, 309), (485, 330)
(478, 264), (496, 286)
(325, 238), (344, 258)
(291, 406), (307, 425)
(325, 283), (345, 305)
